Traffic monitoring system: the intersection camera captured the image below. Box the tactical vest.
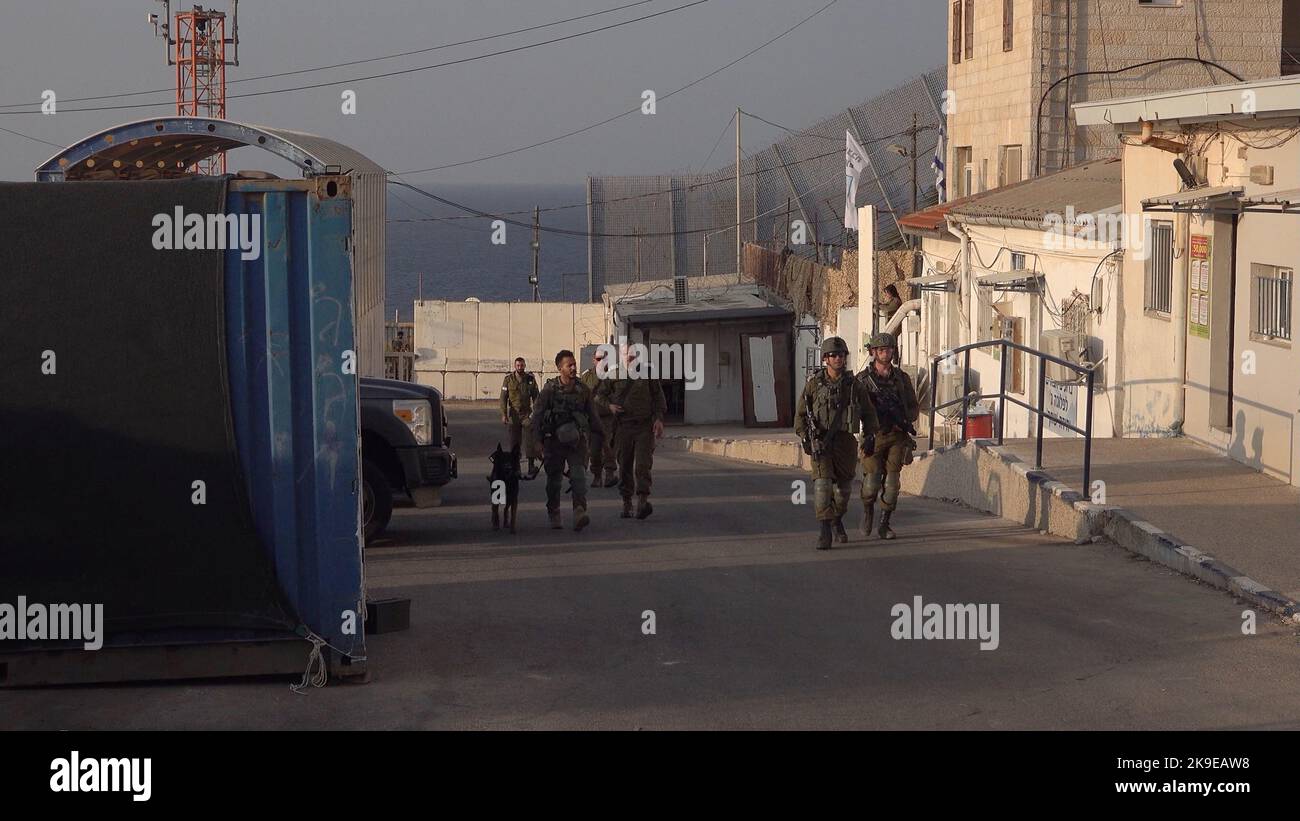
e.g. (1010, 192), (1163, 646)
(542, 378), (592, 437)
(807, 372), (856, 434)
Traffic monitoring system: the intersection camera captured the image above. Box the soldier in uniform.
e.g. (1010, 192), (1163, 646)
(530, 350), (604, 531)
(501, 357), (541, 479)
(580, 348), (619, 488)
(856, 332), (920, 540)
(795, 336), (878, 550)
(594, 347), (666, 520)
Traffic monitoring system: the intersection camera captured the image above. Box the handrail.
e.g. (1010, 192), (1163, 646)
(926, 338), (1098, 494)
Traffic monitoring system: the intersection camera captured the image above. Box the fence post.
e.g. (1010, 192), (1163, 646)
(929, 355), (939, 449)
(1035, 357), (1047, 469)
(997, 339), (1007, 445)
(960, 348), (971, 444)
(1083, 368), (1095, 500)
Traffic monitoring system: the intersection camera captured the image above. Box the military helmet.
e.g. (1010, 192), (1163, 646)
(868, 332), (897, 350)
(820, 336), (849, 357)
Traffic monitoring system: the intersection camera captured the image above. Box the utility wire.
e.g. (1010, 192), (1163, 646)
(0, 1), (710, 115)
(392, 0), (841, 175)
(0, 124), (66, 149)
(0, 0), (660, 109)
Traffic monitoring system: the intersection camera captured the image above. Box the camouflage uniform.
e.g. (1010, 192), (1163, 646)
(580, 367), (617, 485)
(595, 375), (666, 518)
(529, 376), (605, 528)
(794, 369), (877, 525)
(500, 370), (541, 461)
(857, 336), (920, 539)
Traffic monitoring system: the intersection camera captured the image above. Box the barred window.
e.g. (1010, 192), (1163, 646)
(1251, 264), (1293, 341)
(952, 1), (963, 64)
(1145, 221), (1173, 313)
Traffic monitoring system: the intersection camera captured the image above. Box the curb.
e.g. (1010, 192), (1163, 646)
(666, 432), (1300, 623)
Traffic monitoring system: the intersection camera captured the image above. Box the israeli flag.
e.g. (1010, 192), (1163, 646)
(931, 123), (947, 204)
(844, 130), (869, 231)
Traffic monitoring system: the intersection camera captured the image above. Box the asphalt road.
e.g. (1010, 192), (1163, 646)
(4, 402), (1300, 730)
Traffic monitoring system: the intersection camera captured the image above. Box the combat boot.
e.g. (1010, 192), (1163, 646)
(603, 466), (618, 487)
(549, 510), (562, 529)
(861, 503), (875, 537)
(833, 516), (848, 543)
(635, 494), (654, 520)
(620, 498), (634, 518)
(817, 521), (833, 550)
(573, 506), (590, 532)
(878, 510), (896, 540)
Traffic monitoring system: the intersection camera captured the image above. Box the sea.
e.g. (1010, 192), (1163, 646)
(385, 183), (589, 321)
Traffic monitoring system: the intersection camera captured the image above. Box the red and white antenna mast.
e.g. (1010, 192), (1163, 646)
(149, 2), (241, 174)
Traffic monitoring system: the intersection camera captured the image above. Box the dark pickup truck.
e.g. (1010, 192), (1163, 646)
(360, 377), (457, 542)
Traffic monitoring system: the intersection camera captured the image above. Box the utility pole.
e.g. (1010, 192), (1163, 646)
(635, 231), (642, 283)
(785, 197), (792, 252)
(529, 206), (541, 302)
(735, 106), (742, 278)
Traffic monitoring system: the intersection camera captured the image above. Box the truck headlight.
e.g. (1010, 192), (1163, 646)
(392, 399), (432, 445)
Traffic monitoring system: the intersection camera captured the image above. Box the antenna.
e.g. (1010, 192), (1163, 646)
(149, 1), (242, 174)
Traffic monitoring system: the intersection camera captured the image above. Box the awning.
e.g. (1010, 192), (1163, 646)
(1142, 185), (1243, 213)
(977, 269), (1043, 292)
(905, 272), (956, 292)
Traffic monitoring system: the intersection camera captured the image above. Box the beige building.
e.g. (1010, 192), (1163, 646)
(945, 0), (1296, 197)
(1076, 76), (1300, 487)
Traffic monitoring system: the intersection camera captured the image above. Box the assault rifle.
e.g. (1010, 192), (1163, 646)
(800, 376), (852, 459)
(863, 370), (918, 438)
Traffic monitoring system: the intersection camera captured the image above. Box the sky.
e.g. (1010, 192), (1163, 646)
(0, 0), (942, 185)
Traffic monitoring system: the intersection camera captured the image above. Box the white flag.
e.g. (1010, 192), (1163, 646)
(931, 123), (947, 204)
(844, 130), (869, 231)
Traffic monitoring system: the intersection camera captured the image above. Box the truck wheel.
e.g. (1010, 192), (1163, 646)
(362, 459), (394, 544)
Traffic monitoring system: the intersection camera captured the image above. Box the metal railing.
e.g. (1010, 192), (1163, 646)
(1253, 267), (1293, 341)
(927, 339), (1098, 494)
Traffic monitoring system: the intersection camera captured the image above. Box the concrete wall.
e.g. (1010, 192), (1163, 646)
(946, 0), (1285, 188)
(1118, 119), (1299, 485)
(412, 300), (609, 400)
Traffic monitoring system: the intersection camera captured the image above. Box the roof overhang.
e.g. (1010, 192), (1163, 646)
(621, 304), (792, 325)
(1074, 75), (1300, 127)
(35, 117), (385, 182)
(1142, 185), (1245, 214)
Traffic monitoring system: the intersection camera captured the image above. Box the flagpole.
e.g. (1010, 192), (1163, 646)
(735, 106), (742, 280)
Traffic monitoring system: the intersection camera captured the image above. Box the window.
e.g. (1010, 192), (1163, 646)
(980, 158), (989, 192)
(1010, 252), (1026, 270)
(964, 0), (975, 60)
(954, 146), (972, 198)
(999, 145), (1023, 187)
(952, 1), (962, 64)
(1138, 0), (1181, 6)
(1003, 0), (1014, 51)
(1251, 264), (1293, 341)
(1145, 220), (1174, 313)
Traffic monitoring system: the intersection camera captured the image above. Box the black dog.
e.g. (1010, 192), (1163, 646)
(488, 443), (522, 533)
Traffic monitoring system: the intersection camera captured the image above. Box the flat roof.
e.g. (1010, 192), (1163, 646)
(1074, 75), (1300, 127)
(949, 159), (1120, 228)
(615, 285), (793, 325)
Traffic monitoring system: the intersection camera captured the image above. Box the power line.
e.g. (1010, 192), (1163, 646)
(0, 125), (66, 149)
(0, 0), (661, 110)
(388, 153), (919, 238)
(0, 1), (711, 116)
(392, 0), (841, 175)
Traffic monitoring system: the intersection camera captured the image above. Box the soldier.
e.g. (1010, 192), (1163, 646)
(795, 336), (878, 550)
(594, 347), (666, 519)
(530, 350), (604, 531)
(580, 348), (619, 488)
(856, 332), (920, 540)
(501, 357), (541, 479)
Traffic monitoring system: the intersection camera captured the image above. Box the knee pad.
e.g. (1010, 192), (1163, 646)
(862, 471), (882, 501)
(813, 478), (833, 510)
(882, 472), (901, 508)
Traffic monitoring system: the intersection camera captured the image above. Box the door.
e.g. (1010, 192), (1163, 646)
(741, 332), (793, 427)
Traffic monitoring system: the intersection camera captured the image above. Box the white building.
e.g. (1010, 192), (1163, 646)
(1076, 76), (1300, 487)
(901, 159), (1123, 440)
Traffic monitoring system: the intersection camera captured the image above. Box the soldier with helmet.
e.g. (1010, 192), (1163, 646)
(794, 336), (878, 550)
(856, 332), (920, 540)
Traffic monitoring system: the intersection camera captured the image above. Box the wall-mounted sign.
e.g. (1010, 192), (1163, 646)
(1189, 234), (1211, 339)
(1045, 381), (1078, 437)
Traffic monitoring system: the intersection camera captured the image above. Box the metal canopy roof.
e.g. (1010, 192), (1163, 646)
(35, 117), (386, 181)
(1074, 75), (1300, 126)
(977, 269), (1043, 291)
(1142, 185), (1245, 213)
(905, 271), (956, 292)
(616, 286), (792, 325)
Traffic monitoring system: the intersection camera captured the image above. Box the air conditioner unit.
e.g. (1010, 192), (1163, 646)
(1041, 329), (1087, 383)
